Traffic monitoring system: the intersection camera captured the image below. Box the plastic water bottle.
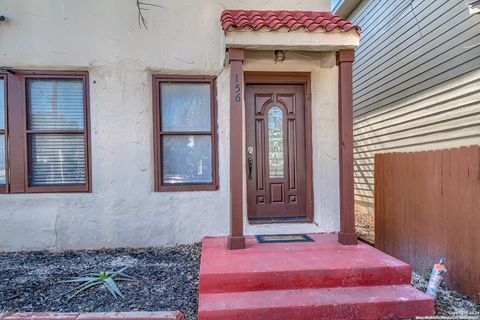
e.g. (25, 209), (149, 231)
(426, 256), (447, 298)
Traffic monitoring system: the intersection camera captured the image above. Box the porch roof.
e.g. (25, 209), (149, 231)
(220, 10), (360, 51)
(220, 10), (360, 33)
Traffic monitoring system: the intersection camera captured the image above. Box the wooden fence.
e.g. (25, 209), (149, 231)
(375, 145), (480, 300)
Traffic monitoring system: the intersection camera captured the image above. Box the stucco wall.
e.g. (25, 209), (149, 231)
(0, 0), (339, 251)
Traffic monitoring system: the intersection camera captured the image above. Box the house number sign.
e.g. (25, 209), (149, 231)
(235, 73), (241, 102)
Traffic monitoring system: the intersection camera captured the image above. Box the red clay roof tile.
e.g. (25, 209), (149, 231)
(221, 10), (360, 33)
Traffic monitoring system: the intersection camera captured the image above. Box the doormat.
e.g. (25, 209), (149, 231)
(255, 234), (314, 243)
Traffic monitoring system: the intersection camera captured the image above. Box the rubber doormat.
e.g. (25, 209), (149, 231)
(255, 234), (315, 243)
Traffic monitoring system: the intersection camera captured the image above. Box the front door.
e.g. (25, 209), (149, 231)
(246, 85), (307, 219)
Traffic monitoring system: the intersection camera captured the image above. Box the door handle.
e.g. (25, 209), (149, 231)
(248, 158), (253, 180)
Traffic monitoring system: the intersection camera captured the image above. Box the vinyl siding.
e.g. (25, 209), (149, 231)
(347, 0), (480, 211)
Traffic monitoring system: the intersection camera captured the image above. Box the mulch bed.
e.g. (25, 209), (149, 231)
(0, 244), (201, 320)
(1, 240), (478, 319)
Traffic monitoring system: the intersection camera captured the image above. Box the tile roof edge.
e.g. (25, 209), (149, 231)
(220, 10), (361, 34)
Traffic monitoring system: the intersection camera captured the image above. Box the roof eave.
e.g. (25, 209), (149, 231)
(469, 0), (480, 14)
(333, 0), (363, 19)
(224, 30), (360, 51)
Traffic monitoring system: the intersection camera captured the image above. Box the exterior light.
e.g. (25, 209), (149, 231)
(274, 50), (286, 63)
(0, 67), (15, 74)
(468, 0), (480, 15)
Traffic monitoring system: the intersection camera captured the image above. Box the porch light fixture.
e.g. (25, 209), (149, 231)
(0, 66), (15, 74)
(468, 0), (480, 14)
(274, 50), (286, 63)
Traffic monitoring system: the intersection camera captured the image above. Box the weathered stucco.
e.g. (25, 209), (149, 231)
(225, 29), (360, 51)
(0, 0), (343, 251)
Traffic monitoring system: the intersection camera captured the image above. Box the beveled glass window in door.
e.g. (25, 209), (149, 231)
(268, 106), (284, 179)
(154, 76), (218, 191)
(27, 79), (86, 186)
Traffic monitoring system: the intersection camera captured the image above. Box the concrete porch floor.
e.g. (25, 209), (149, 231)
(198, 233), (434, 320)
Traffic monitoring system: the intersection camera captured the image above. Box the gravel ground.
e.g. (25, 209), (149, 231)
(0, 244), (201, 320)
(355, 210), (375, 244)
(411, 272), (479, 318)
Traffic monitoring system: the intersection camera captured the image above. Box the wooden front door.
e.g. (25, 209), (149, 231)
(246, 85), (307, 219)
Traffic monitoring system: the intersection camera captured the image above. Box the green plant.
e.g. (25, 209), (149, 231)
(62, 266), (135, 301)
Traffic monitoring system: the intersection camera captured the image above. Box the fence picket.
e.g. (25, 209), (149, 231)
(375, 146), (480, 300)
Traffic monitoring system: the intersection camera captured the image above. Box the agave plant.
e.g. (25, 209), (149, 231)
(62, 266), (135, 301)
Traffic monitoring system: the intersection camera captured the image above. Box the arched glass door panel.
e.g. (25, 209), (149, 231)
(267, 106), (284, 179)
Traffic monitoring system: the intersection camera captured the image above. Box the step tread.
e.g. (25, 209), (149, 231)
(199, 235), (412, 293)
(199, 285), (432, 311)
(200, 235), (409, 276)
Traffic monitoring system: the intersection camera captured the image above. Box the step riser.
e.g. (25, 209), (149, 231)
(200, 266), (412, 293)
(199, 236), (434, 320)
(198, 299), (434, 320)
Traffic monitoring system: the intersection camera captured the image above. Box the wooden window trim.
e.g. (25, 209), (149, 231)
(0, 74), (7, 194)
(0, 70), (91, 193)
(152, 75), (219, 192)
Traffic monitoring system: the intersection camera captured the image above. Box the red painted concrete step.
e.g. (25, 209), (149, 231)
(198, 285), (434, 320)
(199, 234), (412, 293)
(0, 312), (184, 320)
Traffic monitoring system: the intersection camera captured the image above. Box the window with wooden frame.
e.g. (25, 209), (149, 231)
(153, 75), (218, 192)
(0, 70), (91, 194)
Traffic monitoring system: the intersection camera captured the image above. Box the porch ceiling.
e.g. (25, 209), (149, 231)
(221, 10), (361, 51)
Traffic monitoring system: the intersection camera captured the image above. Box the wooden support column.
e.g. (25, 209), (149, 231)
(336, 49), (358, 245)
(228, 48), (246, 250)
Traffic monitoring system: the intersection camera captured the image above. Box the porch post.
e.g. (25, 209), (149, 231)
(336, 49), (358, 245)
(228, 48), (246, 250)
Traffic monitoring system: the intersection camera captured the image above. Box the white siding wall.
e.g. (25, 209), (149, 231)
(348, 0), (480, 213)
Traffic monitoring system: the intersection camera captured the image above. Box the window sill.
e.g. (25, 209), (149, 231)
(25, 185), (91, 193)
(156, 184), (219, 192)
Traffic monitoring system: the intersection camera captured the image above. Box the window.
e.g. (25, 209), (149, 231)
(153, 75), (218, 191)
(0, 70), (91, 193)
